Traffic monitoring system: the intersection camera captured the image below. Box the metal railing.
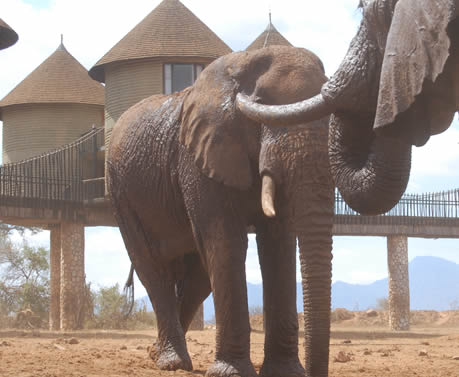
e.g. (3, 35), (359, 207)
(334, 189), (459, 226)
(0, 127), (104, 209)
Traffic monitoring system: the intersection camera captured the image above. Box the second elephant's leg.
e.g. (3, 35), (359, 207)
(256, 221), (305, 377)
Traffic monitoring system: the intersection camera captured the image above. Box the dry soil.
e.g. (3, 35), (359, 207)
(1, 311), (459, 377)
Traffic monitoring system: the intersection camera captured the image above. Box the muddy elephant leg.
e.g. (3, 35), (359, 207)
(113, 198), (192, 371)
(178, 252), (212, 333)
(256, 221), (305, 377)
(182, 184), (256, 377)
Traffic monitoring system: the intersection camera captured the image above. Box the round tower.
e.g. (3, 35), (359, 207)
(0, 40), (105, 164)
(89, 0), (232, 150)
(0, 18), (18, 50)
(246, 15), (293, 51)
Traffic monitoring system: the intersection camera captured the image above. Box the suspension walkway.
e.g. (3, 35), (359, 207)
(0, 127), (458, 237)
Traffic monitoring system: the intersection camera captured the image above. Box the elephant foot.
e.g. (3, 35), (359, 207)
(259, 358), (305, 377)
(206, 359), (257, 377)
(149, 341), (193, 371)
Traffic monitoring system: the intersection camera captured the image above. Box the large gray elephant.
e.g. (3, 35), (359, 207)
(0, 18), (18, 50)
(237, 0), (459, 215)
(107, 46), (334, 377)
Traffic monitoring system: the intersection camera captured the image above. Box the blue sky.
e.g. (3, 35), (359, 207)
(2, 0), (459, 299)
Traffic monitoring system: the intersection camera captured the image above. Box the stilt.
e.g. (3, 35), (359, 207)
(49, 225), (61, 330)
(387, 235), (410, 331)
(60, 222), (85, 330)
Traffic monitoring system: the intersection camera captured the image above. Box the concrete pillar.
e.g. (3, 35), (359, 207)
(60, 222), (85, 330)
(387, 235), (410, 331)
(189, 304), (204, 331)
(49, 225), (61, 331)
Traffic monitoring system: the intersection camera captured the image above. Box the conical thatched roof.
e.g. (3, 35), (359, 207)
(0, 18), (18, 50)
(0, 42), (104, 118)
(246, 19), (293, 51)
(89, 0), (232, 83)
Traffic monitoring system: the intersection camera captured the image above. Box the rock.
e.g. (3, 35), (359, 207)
(363, 350), (372, 356)
(452, 355), (459, 360)
(0, 341), (11, 347)
(342, 339), (352, 344)
(120, 345), (127, 350)
(421, 341), (430, 346)
(334, 351), (352, 363)
(418, 350), (428, 357)
(331, 308), (354, 322)
(136, 345), (144, 350)
(68, 338), (79, 345)
(366, 309), (378, 317)
(53, 343), (66, 351)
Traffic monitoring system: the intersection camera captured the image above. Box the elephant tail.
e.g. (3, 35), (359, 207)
(122, 264), (135, 318)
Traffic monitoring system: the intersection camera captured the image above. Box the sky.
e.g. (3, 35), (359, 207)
(1, 0), (459, 299)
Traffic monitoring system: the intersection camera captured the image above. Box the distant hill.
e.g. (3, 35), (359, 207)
(139, 256), (459, 321)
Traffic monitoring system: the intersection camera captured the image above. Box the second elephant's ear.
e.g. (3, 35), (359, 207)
(373, 0), (456, 146)
(179, 62), (254, 190)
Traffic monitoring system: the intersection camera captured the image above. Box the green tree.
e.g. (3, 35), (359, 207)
(0, 235), (49, 326)
(88, 283), (155, 330)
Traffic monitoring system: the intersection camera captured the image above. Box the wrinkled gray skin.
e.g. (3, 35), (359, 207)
(238, 0), (459, 216)
(107, 46), (334, 377)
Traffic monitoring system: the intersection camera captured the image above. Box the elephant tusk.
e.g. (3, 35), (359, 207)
(236, 92), (333, 126)
(261, 175), (276, 218)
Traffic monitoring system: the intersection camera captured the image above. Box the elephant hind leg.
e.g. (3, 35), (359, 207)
(112, 195), (192, 372)
(178, 252), (211, 333)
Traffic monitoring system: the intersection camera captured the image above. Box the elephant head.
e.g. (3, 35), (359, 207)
(180, 46), (329, 215)
(237, 0), (459, 215)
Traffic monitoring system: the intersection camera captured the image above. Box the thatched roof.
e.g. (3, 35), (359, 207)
(0, 42), (104, 118)
(246, 20), (293, 51)
(0, 18), (18, 50)
(89, 0), (232, 83)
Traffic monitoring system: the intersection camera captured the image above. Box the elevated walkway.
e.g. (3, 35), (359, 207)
(0, 127), (115, 227)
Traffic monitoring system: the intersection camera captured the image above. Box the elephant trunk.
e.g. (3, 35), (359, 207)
(295, 187), (333, 377)
(329, 112), (412, 215)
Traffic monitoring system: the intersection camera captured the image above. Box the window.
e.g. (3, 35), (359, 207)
(164, 64), (204, 94)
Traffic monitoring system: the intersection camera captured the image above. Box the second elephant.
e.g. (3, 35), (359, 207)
(107, 46), (334, 377)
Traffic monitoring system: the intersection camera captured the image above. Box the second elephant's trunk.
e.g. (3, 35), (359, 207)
(329, 112), (412, 215)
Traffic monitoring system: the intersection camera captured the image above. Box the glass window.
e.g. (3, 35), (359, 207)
(164, 64), (204, 94)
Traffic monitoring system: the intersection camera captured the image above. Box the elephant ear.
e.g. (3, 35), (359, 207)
(373, 0), (456, 146)
(179, 61), (254, 190)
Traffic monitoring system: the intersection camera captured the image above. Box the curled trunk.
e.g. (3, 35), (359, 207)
(329, 112), (412, 215)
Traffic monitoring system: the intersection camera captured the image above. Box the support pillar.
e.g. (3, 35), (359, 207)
(49, 225), (61, 331)
(60, 222), (85, 330)
(189, 304), (204, 330)
(387, 235), (410, 331)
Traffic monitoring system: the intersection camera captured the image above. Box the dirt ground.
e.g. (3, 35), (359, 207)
(1, 311), (459, 377)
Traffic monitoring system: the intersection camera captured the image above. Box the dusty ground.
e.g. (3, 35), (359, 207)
(1, 311), (459, 377)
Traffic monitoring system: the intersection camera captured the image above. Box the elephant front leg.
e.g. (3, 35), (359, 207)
(204, 233), (257, 377)
(256, 221), (305, 377)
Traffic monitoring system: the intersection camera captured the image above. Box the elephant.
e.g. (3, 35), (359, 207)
(236, 0), (459, 216)
(107, 46), (334, 377)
